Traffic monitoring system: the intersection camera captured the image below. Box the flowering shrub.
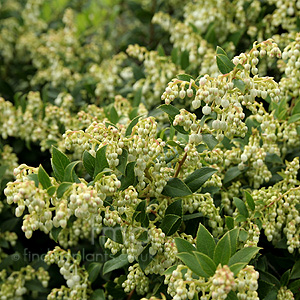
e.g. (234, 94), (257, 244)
(1, 0), (300, 300)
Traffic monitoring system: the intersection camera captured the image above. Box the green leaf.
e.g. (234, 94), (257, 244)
(244, 191), (255, 211)
(162, 178), (193, 197)
(228, 228), (239, 256)
(225, 290), (239, 300)
(176, 74), (194, 82)
(180, 50), (189, 69)
(103, 254), (129, 275)
(233, 197), (249, 218)
(214, 232), (231, 266)
(288, 279), (300, 295)
(125, 115), (141, 136)
(225, 216), (234, 230)
(165, 199), (183, 217)
(160, 214), (182, 236)
(233, 79), (246, 93)
(239, 229), (249, 242)
(157, 44), (165, 56)
(47, 186), (56, 196)
(133, 88), (142, 107)
(193, 251), (217, 277)
(202, 134), (218, 150)
(88, 262), (102, 283)
(291, 260), (300, 279)
(133, 200), (148, 227)
(288, 113), (300, 124)
(229, 262), (248, 276)
(63, 161), (81, 183)
(228, 247), (261, 266)
(107, 105), (119, 124)
(216, 48), (235, 74)
(265, 153), (283, 164)
(184, 167), (217, 192)
(159, 104), (180, 119)
(175, 237), (197, 253)
(0, 166), (8, 179)
(182, 212), (203, 221)
(57, 182), (72, 198)
(94, 146), (109, 177)
(138, 244), (155, 271)
(177, 252), (210, 278)
(103, 225), (123, 244)
(116, 149), (128, 175)
(82, 150), (95, 177)
(90, 289), (105, 300)
(196, 224), (216, 259)
(120, 161), (136, 190)
(27, 174), (39, 188)
(171, 47), (179, 64)
(51, 146), (70, 182)
(163, 265), (178, 275)
(223, 166), (244, 184)
(280, 269), (291, 287)
(292, 99), (300, 115)
(51, 227), (62, 242)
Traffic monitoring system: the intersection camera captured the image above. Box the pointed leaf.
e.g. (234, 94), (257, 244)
(177, 252), (208, 277)
(103, 225), (123, 244)
(223, 166), (244, 184)
(138, 244), (155, 271)
(196, 224), (216, 259)
(163, 265), (178, 275)
(83, 150), (95, 177)
(214, 232), (231, 266)
(27, 174), (39, 188)
(202, 134), (218, 150)
(116, 149), (128, 175)
(176, 74), (194, 82)
(244, 191), (255, 211)
(125, 115), (141, 136)
(51, 146), (70, 182)
(291, 260), (300, 279)
(57, 182), (72, 198)
(120, 161), (136, 190)
(193, 251), (217, 277)
(88, 262), (102, 283)
(162, 178), (192, 197)
(217, 53), (235, 74)
(51, 227), (62, 242)
(159, 104), (180, 119)
(94, 146), (109, 177)
(229, 262), (248, 276)
(233, 197), (249, 218)
(38, 165), (52, 189)
(228, 247), (261, 266)
(233, 79), (246, 93)
(228, 228), (239, 256)
(47, 186), (56, 196)
(225, 216), (234, 230)
(184, 167), (217, 192)
(63, 161), (81, 183)
(160, 214), (182, 236)
(103, 254), (129, 275)
(165, 199), (183, 217)
(175, 237), (197, 253)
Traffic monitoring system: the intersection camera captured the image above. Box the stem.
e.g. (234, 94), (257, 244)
(127, 288), (135, 300)
(174, 152), (187, 178)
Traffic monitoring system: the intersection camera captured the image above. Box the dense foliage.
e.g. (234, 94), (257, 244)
(1, 0), (300, 299)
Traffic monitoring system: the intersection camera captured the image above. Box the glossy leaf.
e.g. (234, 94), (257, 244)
(90, 289), (105, 300)
(120, 161), (136, 190)
(51, 146), (70, 182)
(233, 79), (246, 93)
(94, 146), (109, 177)
(88, 262), (102, 283)
(51, 227), (62, 242)
(223, 166), (244, 184)
(184, 167), (217, 193)
(116, 149), (128, 175)
(291, 260), (300, 279)
(165, 199), (183, 217)
(177, 252), (208, 278)
(103, 254), (129, 275)
(38, 165), (52, 189)
(125, 115), (141, 136)
(202, 134), (218, 150)
(196, 224), (216, 259)
(176, 73), (194, 82)
(175, 237), (197, 253)
(160, 214), (182, 236)
(57, 182), (72, 198)
(162, 178), (192, 197)
(27, 174), (39, 188)
(193, 251), (217, 277)
(229, 262), (248, 276)
(214, 232), (231, 266)
(233, 197), (249, 218)
(244, 191), (255, 211)
(47, 186), (56, 196)
(138, 244), (155, 271)
(82, 150), (95, 177)
(103, 225), (123, 244)
(228, 247), (261, 266)
(63, 161), (81, 183)
(216, 52), (235, 74)
(225, 216), (234, 230)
